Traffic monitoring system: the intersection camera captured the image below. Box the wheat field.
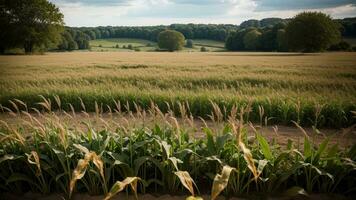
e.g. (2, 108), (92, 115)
(0, 52), (356, 127)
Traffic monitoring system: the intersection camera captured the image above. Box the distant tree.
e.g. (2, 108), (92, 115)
(276, 29), (288, 51)
(158, 30), (185, 51)
(286, 12), (341, 52)
(200, 46), (207, 52)
(85, 30), (96, 40)
(127, 44), (133, 49)
(260, 18), (286, 27)
(328, 41), (352, 51)
(68, 39), (78, 50)
(186, 39), (194, 48)
(58, 31), (78, 51)
(243, 30), (261, 50)
(240, 19), (260, 28)
(115, 44), (119, 48)
(0, 0), (64, 53)
(225, 30), (247, 51)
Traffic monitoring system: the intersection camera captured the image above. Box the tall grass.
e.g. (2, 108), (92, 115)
(0, 99), (355, 199)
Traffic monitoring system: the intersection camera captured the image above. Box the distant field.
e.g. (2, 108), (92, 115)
(89, 38), (226, 52)
(90, 38), (157, 52)
(0, 52), (355, 127)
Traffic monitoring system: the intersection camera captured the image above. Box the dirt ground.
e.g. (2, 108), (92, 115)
(1, 112), (355, 148)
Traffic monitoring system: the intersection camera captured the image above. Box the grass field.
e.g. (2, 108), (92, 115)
(89, 38), (226, 52)
(0, 52), (356, 128)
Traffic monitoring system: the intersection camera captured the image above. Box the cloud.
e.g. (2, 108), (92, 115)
(253, 0), (356, 11)
(49, 0), (356, 26)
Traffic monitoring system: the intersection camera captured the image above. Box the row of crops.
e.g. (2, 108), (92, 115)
(0, 99), (355, 199)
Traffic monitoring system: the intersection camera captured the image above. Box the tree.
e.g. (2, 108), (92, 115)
(243, 29), (261, 50)
(186, 39), (194, 48)
(58, 31), (78, 51)
(0, 0), (64, 53)
(240, 19), (260, 28)
(276, 29), (288, 51)
(158, 30), (185, 51)
(286, 12), (341, 52)
(225, 29), (248, 51)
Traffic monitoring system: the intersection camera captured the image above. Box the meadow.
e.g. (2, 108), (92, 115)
(0, 52), (356, 128)
(89, 38), (226, 52)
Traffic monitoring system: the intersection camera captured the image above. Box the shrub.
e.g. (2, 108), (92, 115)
(186, 39), (194, 48)
(200, 46), (208, 52)
(328, 41), (352, 51)
(158, 30), (185, 51)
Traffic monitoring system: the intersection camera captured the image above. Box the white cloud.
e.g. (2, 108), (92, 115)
(49, 0), (356, 26)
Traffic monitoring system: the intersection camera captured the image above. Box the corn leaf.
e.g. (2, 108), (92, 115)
(104, 177), (141, 200)
(211, 165), (235, 200)
(174, 171), (196, 196)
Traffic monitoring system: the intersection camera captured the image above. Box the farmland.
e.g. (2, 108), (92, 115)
(1, 51), (356, 199)
(0, 52), (356, 128)
(88, 38), (226, 52)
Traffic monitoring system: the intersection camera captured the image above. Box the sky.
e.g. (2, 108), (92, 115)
(49, 0), (356, 27)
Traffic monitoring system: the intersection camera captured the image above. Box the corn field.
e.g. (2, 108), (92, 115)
(1, 52), (356, 128)
(0, 98), (355, 199)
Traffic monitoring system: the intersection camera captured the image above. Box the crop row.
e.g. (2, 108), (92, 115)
(0, 105), (355, 199)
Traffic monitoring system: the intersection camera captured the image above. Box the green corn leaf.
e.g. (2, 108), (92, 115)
(134, 156), (164, 176)
(304, 136), (312, 158)
(256, 134), (273, 161)
(315, 138), (329, 158)
(203, 127), (216, 155)
(7, 173), (42, 192)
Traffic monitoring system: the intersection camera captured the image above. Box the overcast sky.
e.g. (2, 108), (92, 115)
(49, 0), (356, 27)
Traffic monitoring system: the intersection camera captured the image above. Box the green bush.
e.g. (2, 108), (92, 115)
(158, 30), (185, 51)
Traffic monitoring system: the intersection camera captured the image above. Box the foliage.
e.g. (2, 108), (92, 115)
(158, 30), (185, 52)
(243, 29), (262, 50)
(0, 100), (355, 199)
(200, 47), (207, 52)
(0, 0), (64, 53)
(328, 41), (352, 51)
(186, 39), (194, 48)
(285, 12), (341, 52)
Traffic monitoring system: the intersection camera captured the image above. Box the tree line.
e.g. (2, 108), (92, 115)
(1, 0), (355, 53)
